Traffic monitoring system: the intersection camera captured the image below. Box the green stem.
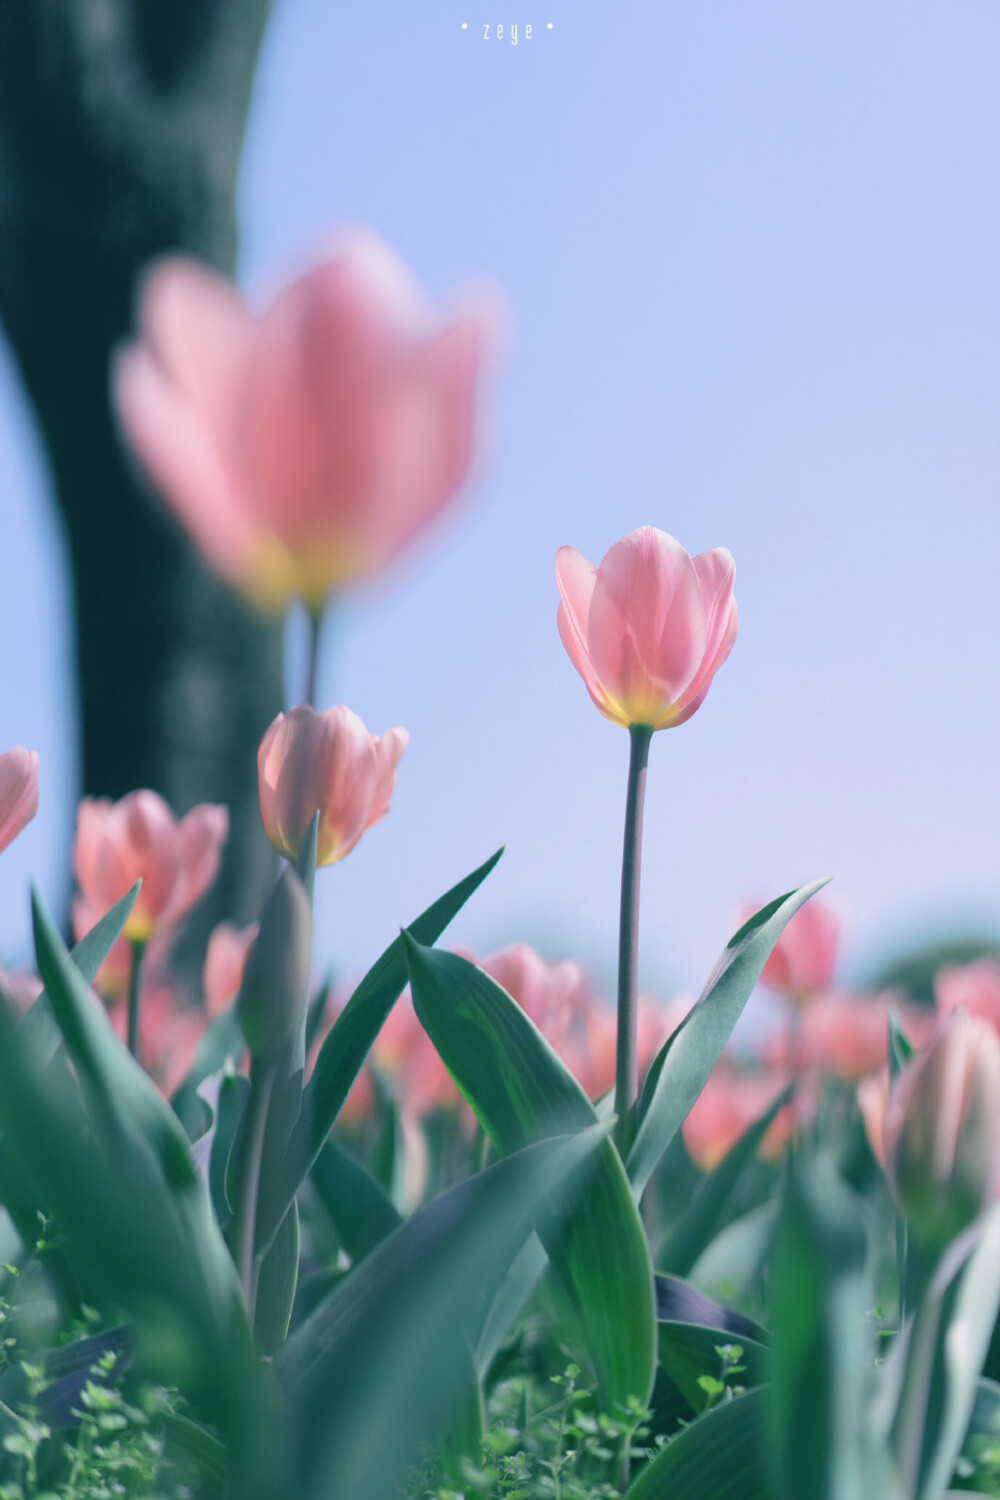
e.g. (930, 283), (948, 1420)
(614, 725), (653, 1156)
(232, 1065), (275, 1320)
(305, 602), (324, 707)
(126, 938), (147, 1063)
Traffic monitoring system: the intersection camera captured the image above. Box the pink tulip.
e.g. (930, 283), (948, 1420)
(935, 958), (1000, 1033)
(858, 1068), (890, 1169)
(556, 528), (737, 730)
(683, 1062), (798, 1172)
(114, 233), (495, 609)
(0, 965), (43, 1017)
(203, 921), (259, 1015)
(73, 791), (228, 944)
(0, 748), (39, 854)
(763, 990), (904, 1082)
(884, 1010), (1000, 1248)
(110, 981), (207, 1098)
(258, 704), (407, 867)
(757, 897), (839, 1005)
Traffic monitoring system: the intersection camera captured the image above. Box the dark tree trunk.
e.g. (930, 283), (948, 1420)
(0, 1), (282, 959)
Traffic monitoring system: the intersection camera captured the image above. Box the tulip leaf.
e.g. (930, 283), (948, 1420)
(627, 878), (830, 1199)
(889, 1200), (1000, 1500)
(261, 848), (503, 1249)
(476, 1233), (549, 1379)
(171, 1006), (246, 1139)
(309, 1140), (402, 1263)
(624, 1386), (775, 1500)
(279, 1124), (611, 1500)
(0, 891), (277, 1488)
(768, 1156), (873, 1500)
(403, 937), (655, 1412)
(657, 1085), (794, 1277)
(254, 1201), (300, 1357)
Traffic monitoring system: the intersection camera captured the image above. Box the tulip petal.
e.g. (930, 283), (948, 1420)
(137, 258), (253, 434)
(555, 547), (626, 724)
(0, 748), (39, 855)
(587, 528), (707, 724)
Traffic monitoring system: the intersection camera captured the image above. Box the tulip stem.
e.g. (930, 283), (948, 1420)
(614, 725), (653, 1156)
(126, 939), (147, 1063)
(305, 602), (324, 707)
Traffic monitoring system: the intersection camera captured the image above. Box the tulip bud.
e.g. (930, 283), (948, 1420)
(885, 1011), (1000, 1251)
(236, 867), (312, 1062)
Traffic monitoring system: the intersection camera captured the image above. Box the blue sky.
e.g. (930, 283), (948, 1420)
(2, 0), (1000, 1013)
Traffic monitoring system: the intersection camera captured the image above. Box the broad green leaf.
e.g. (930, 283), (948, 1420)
(689, 1201), (779, 1306)
(655, 1272), (769, 1412)
(259, 849), (503, 1251)
(627, 879), (830, 1199)
(309, 1141), (402, 1263)
(768, 1157), (872, 1500)
(657, 1085), (794, 1277)
(952, 1377), (1000, 1492)
(476, 1233), (549, 1379)
(280, 1124), (611, 1500)
(890, 1201), (1000, 1500)
(0, 891), (277, 1492)
(404, 937), (655, 1412)
(171, 1006), (246, 1139)
(254, 1201), (300, 1356)
(625, 1386), (775, 1499)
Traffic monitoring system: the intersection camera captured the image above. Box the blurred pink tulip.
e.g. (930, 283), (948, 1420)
(258, 704), (407, 867)
(556, 527), (737, 730)
(0, 747), (39, 854)
(683, 1062), (797, 1172)
(114, 233), (495, 609)
(884, 1010), (1000, 1248)
(763, 991), (899, 1082)
(110, 981), (207, 1098)
(758, 897), (839, 1005)
(73, 791), (228, 944)
(858, 1068), (890, 1169)
(0, 965), (43, 1017)
(203, 921), (258, 1015)
(935, 958), (1000, 1033)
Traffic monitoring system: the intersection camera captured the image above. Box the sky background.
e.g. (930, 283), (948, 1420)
(2, 0), (1000, 1019)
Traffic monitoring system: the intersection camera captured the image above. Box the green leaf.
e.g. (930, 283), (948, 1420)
(404, 937), (655, 1412)
(889, 1010), (917, 1081)
(655, 1273), (769, 1412)
(0, 891), (277, 1491)
(625, 1386), (775, 1499)
(889, 1201), (1000, 1500)
(627, 879), (830, 1199)
(657, 1084), (794, 1277)
(768, 1156), (873, 1500)
(171, 1006), (246, 1140)
(259, 848), (503, 1250)
(309, 1141), (402, 1263)
(689, 1201), (780, 1307)
(280, 1124), (611, 1500)
(254, 1201), (300, 1356)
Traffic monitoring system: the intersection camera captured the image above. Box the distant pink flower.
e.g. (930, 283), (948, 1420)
(556, 528), (737, 730)
(0, 748), (39, 854)
(114, 233), (496, 609)
(935, 958), (1000, 1033)
(258, 705), (407, 868)
(764, 991), (896, 1082)
(0, 965), (43, 1016)
(858, 1068), (890, 1168)
(374, 995), (462, 1119)
(683, 1062), (798, 1172)
(203, 922), (258, 1014)
(73, 791), (228, 944)
(110, 981), (207, 1097)
(757, 897), (839, 1005)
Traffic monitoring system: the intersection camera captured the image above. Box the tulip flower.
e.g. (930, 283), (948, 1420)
(556, 527), (737, 733)
(114, 232), (495, 613)
(204, 921), (259, 1015)
(258, 704), (407, 868)
(884, 1011), (1000, 1251)
(758, 896), (839, 1005)
(74, 792), (228, 945)
(556, 527), (738, 1149)
(683, 1062), (798, 1172)
(0, 747), (39, 855)
(934, 957), (1000, 1033)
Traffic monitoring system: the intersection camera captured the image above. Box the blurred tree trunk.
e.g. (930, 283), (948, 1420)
(0, 1), (282, 963)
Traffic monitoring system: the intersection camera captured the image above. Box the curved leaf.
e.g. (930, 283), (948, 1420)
(626, 1386), (775, 1499)
(404, 937), (655, 1412)
(628, 879), (830, 1199)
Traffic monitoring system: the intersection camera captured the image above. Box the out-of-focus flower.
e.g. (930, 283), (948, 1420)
(109, 981), (207, 1097)
(73, 791), (228, 945)
(935, 958), (1000, 1033)
(683, 1061), (798, 1172)
(258, 705), (407, 867)
(763, 990), (905, 1082)
(114, 233), (496, 610)
(884, 1010), (1000, 1250)
(757, 897), (839, 1005)
(374, 995), (462, 1120)
(0, 748), (39, 854)
(555, 527), (737, 730)
(572, 991), (689, 1102)
(204, 922), (258, 1014)
(858, 1067), (890, 1168)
